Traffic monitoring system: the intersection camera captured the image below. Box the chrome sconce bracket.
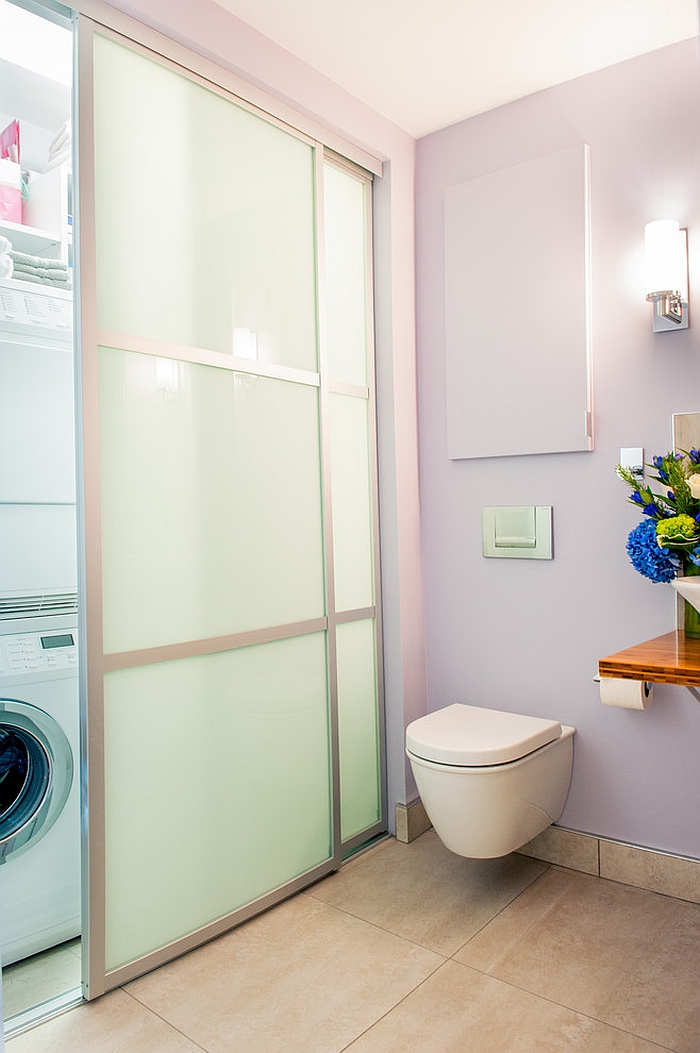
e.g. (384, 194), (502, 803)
(646, 289), (688, 332)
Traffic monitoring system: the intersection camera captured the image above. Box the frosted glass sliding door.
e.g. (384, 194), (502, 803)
(104, 634), (331, 969)
(93, 36), (317, 369)
(336, 620), (381, 841)
(98, 349), (325, 654)
(81, 20), (383, 995)
(324, 161), (383, 852)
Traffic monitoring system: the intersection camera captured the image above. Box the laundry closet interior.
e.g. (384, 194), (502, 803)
(0, 0), (385, 1036)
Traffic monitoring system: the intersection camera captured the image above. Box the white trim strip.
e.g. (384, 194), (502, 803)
(76, 12), (108, 1002)
(332, 607), (376, 625)
(97, 330), (321, 387)
(103, 618), (329, 672)
(329, 380), (371, 399)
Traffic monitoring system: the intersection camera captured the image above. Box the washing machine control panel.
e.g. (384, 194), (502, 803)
(0, 630), (77, 675)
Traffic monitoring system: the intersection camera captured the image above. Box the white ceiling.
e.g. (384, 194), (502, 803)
(213, 0), (699, 137)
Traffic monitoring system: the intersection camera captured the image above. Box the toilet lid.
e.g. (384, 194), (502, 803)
(406, 703), (562, 766)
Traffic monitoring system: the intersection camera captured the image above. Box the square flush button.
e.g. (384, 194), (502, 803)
(482, 506), (553, 559)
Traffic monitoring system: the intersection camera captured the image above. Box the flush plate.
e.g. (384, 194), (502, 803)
(482, 505), (553, 559)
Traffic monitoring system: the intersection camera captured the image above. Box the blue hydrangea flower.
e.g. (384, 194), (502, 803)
(688, 547), (700, 567)
(626, 519), (679, 583)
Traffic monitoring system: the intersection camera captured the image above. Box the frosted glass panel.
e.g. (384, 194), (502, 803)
(103, 634), (331, 969)
(330, 393), (373, 611)
(337, 620), (380, 841)
(99, 348), (325, 653)
(93, 35), (317, 371)
(323, 163), (368, 386)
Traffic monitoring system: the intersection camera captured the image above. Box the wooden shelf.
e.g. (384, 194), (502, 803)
(599, 632), (700, 686)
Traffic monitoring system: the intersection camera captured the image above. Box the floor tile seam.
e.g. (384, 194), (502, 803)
(453, 967), (680, 1053)
(336, 957), (453, 1053)
(296, 894), (452, 960)
(446, 863), (559, 964)
(120, 985), (211, 1052)
(596, 873), (700, 908)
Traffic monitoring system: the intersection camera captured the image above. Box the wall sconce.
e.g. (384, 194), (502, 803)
(644, 220), (689, 332)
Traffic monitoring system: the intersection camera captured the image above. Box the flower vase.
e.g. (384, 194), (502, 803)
(682, 562), (700, 639)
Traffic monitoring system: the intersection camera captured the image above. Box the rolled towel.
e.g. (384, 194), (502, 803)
(49, 119), (70, 155)
(44, 149), (71, 172)
(0, 253), (13, 279)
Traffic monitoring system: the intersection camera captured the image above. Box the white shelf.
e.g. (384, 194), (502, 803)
(0, 218), (62, 257)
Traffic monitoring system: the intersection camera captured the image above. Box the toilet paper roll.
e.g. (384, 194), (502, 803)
(599, 677), (653, 710)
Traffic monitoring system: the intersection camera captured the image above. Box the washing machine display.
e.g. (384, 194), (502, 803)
(0, 614), (80, 967)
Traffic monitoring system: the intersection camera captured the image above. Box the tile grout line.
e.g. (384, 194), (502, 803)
(446, 965), (681, 1053)
(120, 986), (211, 1053)
(302, 890), (454, 958)
(336, 958), (453, 1053)
(305, 858), (557, 962)
(446, 863), (556, 965)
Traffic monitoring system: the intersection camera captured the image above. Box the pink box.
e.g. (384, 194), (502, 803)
(0, 182), (21, 223)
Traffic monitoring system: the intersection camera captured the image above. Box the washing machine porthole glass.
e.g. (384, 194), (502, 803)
(0, 701), (72, 863)
(0, 726), (51, 833)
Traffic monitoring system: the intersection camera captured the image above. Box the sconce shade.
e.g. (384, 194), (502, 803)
(644, 220), (688, 301)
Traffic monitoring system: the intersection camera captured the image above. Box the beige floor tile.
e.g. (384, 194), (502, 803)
(600, 898), (700, 1053)
(344, 961), (670, 1052)
(455, 865), (582, 973)
(6, 989), (201, 1053)
(125, 893), (443, 1053)
(3, 942), (82, 1019)
(457, 867), (700, 1049)
(307, 830), (547, 956)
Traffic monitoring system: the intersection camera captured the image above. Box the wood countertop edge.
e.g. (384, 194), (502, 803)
(598, 631), (700, 686)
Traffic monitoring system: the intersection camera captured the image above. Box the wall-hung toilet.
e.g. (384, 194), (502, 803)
(406, 704), (575, 859)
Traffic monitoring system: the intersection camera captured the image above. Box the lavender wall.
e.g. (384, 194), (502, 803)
(416, 40), (700, 858)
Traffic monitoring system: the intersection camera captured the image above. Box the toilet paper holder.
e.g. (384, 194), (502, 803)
(593, 675), (700, 705)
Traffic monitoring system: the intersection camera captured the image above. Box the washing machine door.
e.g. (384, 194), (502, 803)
(0, 699), (73, 864)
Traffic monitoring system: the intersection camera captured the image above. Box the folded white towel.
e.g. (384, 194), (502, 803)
(0, 253), (14, 279)
(12, 270), (70, 289)
(10, 250), (68, 272)
(0, 235), (11, 254)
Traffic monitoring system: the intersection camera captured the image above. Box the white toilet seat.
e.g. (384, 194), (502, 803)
(406, 703), (562, 767)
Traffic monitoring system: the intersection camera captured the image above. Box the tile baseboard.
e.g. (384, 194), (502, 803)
(395, 805), (700, 904)
(518, 825), (700, 904)
(395, 799), (431, 844)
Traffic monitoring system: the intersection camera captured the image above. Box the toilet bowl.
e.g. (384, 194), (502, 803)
(405, 704), (575, 859)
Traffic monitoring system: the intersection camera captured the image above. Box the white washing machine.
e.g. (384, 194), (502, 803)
(0, 275), (80, 966)
(0, 611), (81, 966)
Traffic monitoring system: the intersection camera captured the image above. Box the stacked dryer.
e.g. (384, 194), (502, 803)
(0, 276), (81, 966)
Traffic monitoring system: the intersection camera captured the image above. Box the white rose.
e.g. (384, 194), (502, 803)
(689, 474), (700, 500)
